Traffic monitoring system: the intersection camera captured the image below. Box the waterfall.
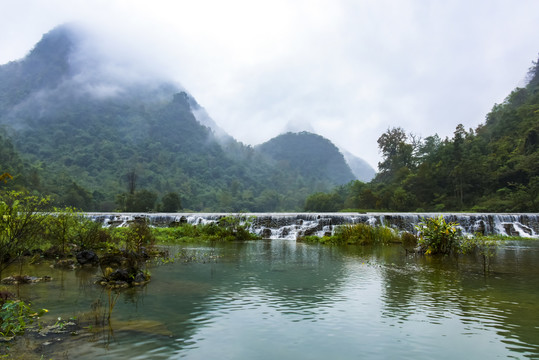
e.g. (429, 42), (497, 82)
(85, 212), (539, 240)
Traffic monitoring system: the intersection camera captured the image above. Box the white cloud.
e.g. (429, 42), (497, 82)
(1, 0), (538, 169)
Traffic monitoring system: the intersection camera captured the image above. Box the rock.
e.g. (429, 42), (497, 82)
(474, 220), (486, 235)
(54, 259), (76, 269)
(76, 250), (99, 266)
(109, 269), (129, 282)
(261, 228), (272, 238)
(0, 290), (14, 301)
(133, 272), (147, 283)
(1, 275), (52, 284)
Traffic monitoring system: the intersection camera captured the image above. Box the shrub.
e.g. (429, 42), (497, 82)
(415, 215), (461, 255)
(332, 223), (400, 245)
(460, 235), (498, 273)
(400, 231), (418, 252)
(0, 191), (50, 276)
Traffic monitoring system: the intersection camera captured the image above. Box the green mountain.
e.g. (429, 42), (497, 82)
(340, 149), (375, 182)
(256, 132), (356, 186)
(305, 55), (539, 212)
(0, 24), (362, 212)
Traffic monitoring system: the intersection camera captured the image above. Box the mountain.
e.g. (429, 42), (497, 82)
(256, 132), (356, 186)
(0, 25), (363, 212)
(341, 149), (376, 182)
(304, 55), (539, 212)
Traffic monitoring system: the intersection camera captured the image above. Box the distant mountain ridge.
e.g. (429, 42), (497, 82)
(256, 132), (357, 186)
(0, 24), (373, 211)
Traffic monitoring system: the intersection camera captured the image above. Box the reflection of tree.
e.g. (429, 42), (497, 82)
(378, 245), (539, 357)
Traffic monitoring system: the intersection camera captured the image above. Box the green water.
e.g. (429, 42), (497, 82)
(4, 240), (539, 359)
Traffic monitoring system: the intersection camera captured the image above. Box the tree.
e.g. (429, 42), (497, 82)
(116, 189), (158, 212)
(126, 170), (137, 195)
(377, 127), (414, 179)
(304, 192), (342, 212)
(161, 192), (182, 212)
(0, 191), (50, 276)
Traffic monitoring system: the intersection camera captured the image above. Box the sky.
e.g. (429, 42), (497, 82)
(1, 0), (539, 169)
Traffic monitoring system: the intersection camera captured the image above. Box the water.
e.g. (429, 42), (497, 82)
(87, 212), (539, 239)
(6, 240), (539, 359)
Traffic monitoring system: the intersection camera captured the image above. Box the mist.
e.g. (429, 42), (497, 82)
(2, 0), (539, 168)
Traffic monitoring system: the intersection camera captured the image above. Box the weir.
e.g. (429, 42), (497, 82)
(86, 212), (539, 240)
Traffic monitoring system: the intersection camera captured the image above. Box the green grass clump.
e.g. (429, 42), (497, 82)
(315, 223), (401, 245)
(152, 216), (260, 244)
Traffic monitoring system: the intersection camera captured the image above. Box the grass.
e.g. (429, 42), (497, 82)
(151, 220), (260, 244)
(300, 223), (409, 245)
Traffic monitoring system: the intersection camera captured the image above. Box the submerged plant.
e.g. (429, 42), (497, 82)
(460, 235), (498, 273)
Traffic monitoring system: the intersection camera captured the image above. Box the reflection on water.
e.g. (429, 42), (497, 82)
(5, 240), (539, 359)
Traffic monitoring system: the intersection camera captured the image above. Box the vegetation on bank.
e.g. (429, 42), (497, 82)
(0, 190), (259, 277)
(0, 189), (260, 343)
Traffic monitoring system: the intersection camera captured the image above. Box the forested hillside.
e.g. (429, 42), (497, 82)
(256, 132), (356, 187)
(305, 56), (539, 212)
(0, 25), (364, 212)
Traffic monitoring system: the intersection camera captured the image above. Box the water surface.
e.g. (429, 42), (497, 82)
(7, 240), (539, 359)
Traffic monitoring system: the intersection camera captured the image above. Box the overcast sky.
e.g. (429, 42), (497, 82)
(1, 0), (539, 169)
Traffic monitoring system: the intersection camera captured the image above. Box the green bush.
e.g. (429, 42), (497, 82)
(330, 223), (400, 245)
(0, 191), (50, 275)
(125, 218), (155, 254)
(415, 215), (461, 255)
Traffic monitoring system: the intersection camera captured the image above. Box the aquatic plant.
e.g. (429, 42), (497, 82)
(327, 223), (400, 245)
(0, 300), (47, 338)
(125, 218), (155, 254)
(152, 215), (259, 243)
(460, 235), (498, 273)
(415, 215), (461, 255)
(401, 231), (419, 253)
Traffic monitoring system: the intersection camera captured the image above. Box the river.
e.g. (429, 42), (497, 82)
(6, 239), (539, 359)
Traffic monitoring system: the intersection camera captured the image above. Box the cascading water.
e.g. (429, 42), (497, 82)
(85, 212), (539, 239)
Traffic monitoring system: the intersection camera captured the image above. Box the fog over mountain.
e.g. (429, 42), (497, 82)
(3, 1), (538, 170)
(0, 25), (372, 211)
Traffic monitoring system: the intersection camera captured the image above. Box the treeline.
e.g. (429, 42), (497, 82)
(1, 25), (354, 213)
(305, 57), (539, 213)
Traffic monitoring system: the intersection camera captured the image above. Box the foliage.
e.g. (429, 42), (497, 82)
(124, 218), (155, 254)
(305, 223), (401, 245)
(152, 216), (259, 243)
(161, 192), (182, 212)
(42, 207), (80, 256)
(42, 207), (111, 254)
(304, 56), (539, 213)
(0, 191), (50, 275)
(460, 235), (498, 273)
(215, 215), (258, 241)
(116, 189), (158, 212)
(415, 216), (461, 255)
(304, 192), (343, 212)
(0, 300), (47, 338)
